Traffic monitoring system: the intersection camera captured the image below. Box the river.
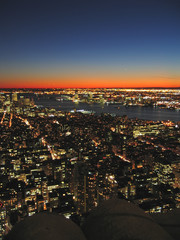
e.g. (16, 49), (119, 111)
(34, 97), (180, 122)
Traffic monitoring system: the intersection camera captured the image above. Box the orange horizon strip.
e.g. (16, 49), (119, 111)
(0, 76), (179, 88)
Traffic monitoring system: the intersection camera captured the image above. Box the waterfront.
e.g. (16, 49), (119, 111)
(0, 90), (180, 239)
(35, 98), (180, 122)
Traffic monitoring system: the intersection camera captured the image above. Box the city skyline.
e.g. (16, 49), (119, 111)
(0, 88), (179, 239)
(0, 0), (180, 88)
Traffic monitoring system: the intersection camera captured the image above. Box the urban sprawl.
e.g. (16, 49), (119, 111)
(0, 88), (179, 238)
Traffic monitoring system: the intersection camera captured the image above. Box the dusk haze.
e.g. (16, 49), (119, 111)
(0, 0), (180, 88)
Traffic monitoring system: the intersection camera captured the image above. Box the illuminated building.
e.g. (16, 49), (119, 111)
(0, 201), (7, 238)
(12, 93), (18, 102)
(154, 161), (174, 185)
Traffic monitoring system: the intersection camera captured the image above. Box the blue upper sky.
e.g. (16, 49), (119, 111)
(0, 0), (180, 87)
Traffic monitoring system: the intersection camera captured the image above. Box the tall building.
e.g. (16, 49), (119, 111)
(12, 93), (18, 102)
(154, 161), (174, 185)
(0, 201), (7, 239)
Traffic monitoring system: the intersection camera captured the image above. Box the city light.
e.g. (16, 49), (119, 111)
(0, 88), (179, 238)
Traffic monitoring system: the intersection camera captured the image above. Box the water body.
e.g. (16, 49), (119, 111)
(34, 97), (180, 122)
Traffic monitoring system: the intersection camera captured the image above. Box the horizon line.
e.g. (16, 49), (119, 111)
(0, 87), (180, 90)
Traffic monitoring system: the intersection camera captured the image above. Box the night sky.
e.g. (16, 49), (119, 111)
(0, 0), (180, 88)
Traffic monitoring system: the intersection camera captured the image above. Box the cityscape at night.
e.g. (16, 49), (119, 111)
(0, 0), (180, 239)
(0, 88), (179, 239)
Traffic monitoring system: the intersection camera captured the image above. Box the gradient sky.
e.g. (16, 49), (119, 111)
(0, 0), (180, 88)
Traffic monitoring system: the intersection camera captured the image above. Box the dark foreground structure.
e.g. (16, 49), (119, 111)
(4, 199), (180, 240)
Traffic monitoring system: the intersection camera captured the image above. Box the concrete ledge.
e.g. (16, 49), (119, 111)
(5, 200), (179, 240)
(82, 199), (174, 240)
(4, 213), (86, 240)
(152, 208), (180, 240)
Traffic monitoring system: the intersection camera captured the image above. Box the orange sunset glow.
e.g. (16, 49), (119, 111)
(1, 75), (179, 89)
(1, 0), (180, 90)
